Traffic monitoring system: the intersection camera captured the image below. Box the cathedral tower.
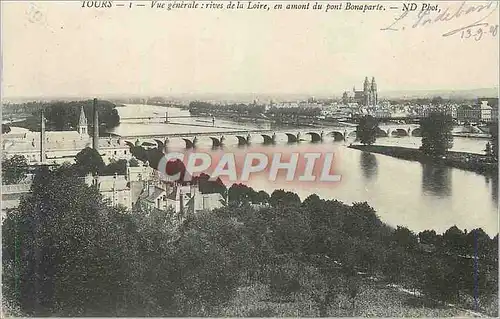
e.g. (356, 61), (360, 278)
(363, 77), (370, 106)
(371, 77), (378, 106)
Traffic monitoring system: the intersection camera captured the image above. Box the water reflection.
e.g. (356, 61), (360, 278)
(359, 152), (378, 181)
(421, 163), (452, 197)
(486, 176), (499, 205)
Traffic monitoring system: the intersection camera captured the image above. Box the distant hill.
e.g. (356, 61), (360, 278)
(379, 88), (499, 100)
(3, 87), (498, 104)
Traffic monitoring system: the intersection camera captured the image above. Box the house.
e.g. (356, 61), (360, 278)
(139, 181), (225, 216)
(84, 173), (132, 210)
(479, 100), (493, 122)
(456, 105), (481, 123)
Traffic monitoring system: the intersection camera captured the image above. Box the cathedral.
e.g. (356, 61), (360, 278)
(343, 77), (378, 107)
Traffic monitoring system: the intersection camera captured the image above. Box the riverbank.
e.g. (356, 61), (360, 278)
(348, 144), (498, 176)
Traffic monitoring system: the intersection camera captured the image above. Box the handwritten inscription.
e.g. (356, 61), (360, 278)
(381, 1), (499, 40)
(75, 0), (499, 39)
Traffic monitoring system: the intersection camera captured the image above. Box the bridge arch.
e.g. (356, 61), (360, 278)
(210, 136), (225, 148)
(262, 133), (275, 145)
(346, 130), (357, 138)
(154, 139), (165, 150)
(390, 128), (409, 137)
(306, 132), (322, 143)
(286, 133), (299, 143)
(411, 127), (422, 137)
(375, 127), (389, 137)
(182, 137), (196, 149)
(330, 131), (345, 141)
(236, 135), (249, 146)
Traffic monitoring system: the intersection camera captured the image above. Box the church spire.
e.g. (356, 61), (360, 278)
(78, 106), (88, 135)
(79, 106), (87, 126)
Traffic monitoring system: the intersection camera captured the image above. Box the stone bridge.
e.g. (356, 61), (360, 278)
(117, 124), (419, 149)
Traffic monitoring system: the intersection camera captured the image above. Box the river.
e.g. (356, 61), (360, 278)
(110, 104), (498, 237)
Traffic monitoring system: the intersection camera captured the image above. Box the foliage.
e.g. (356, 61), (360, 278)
(228, 183), (269, 206)
(2, 155), (29, 184)
(356, 115), (378, 145)
(74, 149), (131, 177)
(418, 229), (441, 245)
(2, 124), (11, 133)
(420, 112), (454, 157)
(129, 157), (140, 167)
(489, 122), (498, 161)
(1, 166), (141, 316)
(2, 164), (498, 316)
(267, 106), (321, 119)
(44, 100), (120, 131)
(484, 142), (492, 157)
(103, 159), (128, 175)
(269, 189), (301, 207)
(74, 147), (105, 176)
(189, 101), (266, 116)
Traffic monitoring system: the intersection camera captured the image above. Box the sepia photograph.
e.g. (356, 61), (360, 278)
(1, 0), (499, 317)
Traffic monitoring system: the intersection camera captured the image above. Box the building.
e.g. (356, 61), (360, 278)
(85, 173), (133, 210)
(2, 104), (131, 165)
(479, 100), (493, 122)
(343, 77), (378, 107)
(456, 105), (481, 123)
(140, 181), (225, 216)
(374, 109), (391, 118)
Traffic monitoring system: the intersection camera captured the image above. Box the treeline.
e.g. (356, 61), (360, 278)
(14, 100), (120, 132)
(188, 101), (322, 120)
(267, 106), (321, 119)
(189, 101), (266, 116)
(2, 164), (498, 316)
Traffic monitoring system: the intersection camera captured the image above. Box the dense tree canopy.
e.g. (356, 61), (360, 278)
(2, 164), (498, 317)
(356, 115), (378, 145)
(14, 100), (120, 132)
(2, 124), (11, 134)
(420, 112), (454, 157)
(489, 122), (498, 161)
(2, 155), (29, 184)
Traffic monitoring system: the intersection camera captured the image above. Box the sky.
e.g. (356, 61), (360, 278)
(1, 0), (499, 98)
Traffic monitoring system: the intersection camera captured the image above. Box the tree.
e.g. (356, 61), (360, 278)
(418, 229), (440, 246)
(74, 147), (105, 176)
(2, 166), (143, 316)
(2, 155), (28, 184)
(421, 258), (458, 303)
(489, 122), (498, 161)
(129, 158), (140, 167)
(269, 189), (301, 207)
(103, 159), (127, 175)
(442, 225), (467, 254)
(356, 115), (378, 145)
(419, 112), (454, 157)
(170, 211), (253, 315)
(484, 142), (492, 157)
(2, 123), (11, 134)
(391, 226), (418, 250)
(431, 96), (444, 106)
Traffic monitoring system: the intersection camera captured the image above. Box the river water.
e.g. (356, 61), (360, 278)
(110, 104), (498, 236)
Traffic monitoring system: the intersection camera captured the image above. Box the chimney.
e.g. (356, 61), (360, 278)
(92, 98), (99, 150)
(40, 109), (46, 163)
